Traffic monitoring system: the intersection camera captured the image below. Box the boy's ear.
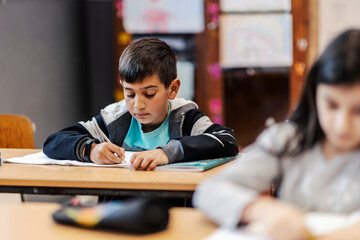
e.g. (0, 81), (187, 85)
(168, 79), (180, 100)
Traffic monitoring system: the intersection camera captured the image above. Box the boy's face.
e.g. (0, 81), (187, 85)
(122, 74), (179, 133)
(316, 83), (360, 156)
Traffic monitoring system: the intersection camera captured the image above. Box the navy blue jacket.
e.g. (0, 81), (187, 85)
(43, 98), (239, 163)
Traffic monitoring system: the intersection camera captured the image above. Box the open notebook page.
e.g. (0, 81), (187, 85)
(2, 151), (135, 168)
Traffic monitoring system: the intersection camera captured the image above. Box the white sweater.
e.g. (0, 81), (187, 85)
(193, 122), (360, 228)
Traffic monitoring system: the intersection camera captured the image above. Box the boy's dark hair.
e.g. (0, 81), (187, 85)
(290, 29), (360, 151)
(118, 37), (177, 88)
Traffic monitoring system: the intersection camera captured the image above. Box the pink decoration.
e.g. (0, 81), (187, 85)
(141, 9), (171, 33)
(211, 14), (219, 23)
(115, 0), (123, 18)
(207, 3), (219, 24)
(207, 3), (219, 15)
(212, 115), (224, 125)
(207, 63), (222, 80)
(209, 98), (222, 115)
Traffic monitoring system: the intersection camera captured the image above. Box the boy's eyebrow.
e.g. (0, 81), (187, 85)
(124, 85), (159, 90)
(143, 85), (158, 89)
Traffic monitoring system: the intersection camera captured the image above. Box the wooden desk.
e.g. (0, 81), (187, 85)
(0, 148), (228, 198)
(0, 202), (217, 240)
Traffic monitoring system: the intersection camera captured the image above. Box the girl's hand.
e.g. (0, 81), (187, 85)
(243, 196), (310, 240)
(130, 149), (169, 171)
(90, 142), (125, 164)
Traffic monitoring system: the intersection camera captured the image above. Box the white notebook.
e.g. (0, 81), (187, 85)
(2, 151), (135, 168)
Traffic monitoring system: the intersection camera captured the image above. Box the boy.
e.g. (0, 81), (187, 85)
(43, 37), (239, 170)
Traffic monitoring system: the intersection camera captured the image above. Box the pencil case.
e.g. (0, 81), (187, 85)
(52, 198), (169, 234)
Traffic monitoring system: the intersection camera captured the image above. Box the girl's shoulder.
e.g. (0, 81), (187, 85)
(255, 121), (303, 155)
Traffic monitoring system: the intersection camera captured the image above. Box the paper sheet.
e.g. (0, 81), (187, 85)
(220, 0), (291, 13)
(3, 151), (135, 168)
(304, 211), (360, 236)
(205, 228), (270, 240)
(123, 0), (204, 33)
(205, 211), (360, 239)
(220, 13), (292, 68)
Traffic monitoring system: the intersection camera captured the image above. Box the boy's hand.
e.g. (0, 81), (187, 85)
(89, 142), (125, 164)
(130, 149), (169, 171)
(243, 196), (309, 240)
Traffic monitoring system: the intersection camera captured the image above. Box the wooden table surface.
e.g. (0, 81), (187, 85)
(0, 148), (229, 197)
(0, 202), (218, 240)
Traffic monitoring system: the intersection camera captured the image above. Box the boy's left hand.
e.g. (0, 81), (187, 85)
(130, 149), (169, 171)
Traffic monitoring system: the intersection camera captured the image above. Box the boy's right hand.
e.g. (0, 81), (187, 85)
(89, 142), (125, 164)
(243, 196), (310, 240)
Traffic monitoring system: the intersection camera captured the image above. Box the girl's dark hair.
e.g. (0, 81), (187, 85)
(290, 29), (360, 151)
(118, 37), (177, 88)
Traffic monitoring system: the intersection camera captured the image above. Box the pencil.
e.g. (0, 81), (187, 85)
(95, 124), (123, 161)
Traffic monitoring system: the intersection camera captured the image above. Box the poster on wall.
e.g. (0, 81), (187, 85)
(220, 13), (292, 68)
(220, 0), (291, 12)
(123, 0), (204, 33)
(318, 0), (360, 54)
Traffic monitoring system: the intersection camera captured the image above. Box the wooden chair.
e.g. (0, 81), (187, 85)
(0, 114), (35, 148)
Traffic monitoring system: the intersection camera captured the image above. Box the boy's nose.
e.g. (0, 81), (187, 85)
(134, 96), (145, 109)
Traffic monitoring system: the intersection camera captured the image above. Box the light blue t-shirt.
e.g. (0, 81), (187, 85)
(123, 106), (171, 150)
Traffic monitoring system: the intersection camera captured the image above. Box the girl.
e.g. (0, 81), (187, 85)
(193, 29), (360, 240)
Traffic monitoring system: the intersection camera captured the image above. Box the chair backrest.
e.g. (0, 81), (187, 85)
(0, 114), (35, 148)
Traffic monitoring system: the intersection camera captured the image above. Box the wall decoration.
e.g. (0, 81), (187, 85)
(220, 13), (292, 68)
(115, 0), (123, 18)
(123, 0), (204, 33)
(209, 98), (223, 124)
(207, 63), (222, 80)
(220, 0), (291, 12)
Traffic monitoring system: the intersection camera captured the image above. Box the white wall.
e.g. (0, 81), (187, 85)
(318, 0), (360, 54)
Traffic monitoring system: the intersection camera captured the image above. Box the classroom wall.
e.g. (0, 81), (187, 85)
(0, 0), (87, 148)
(318, 0), (360, 54)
